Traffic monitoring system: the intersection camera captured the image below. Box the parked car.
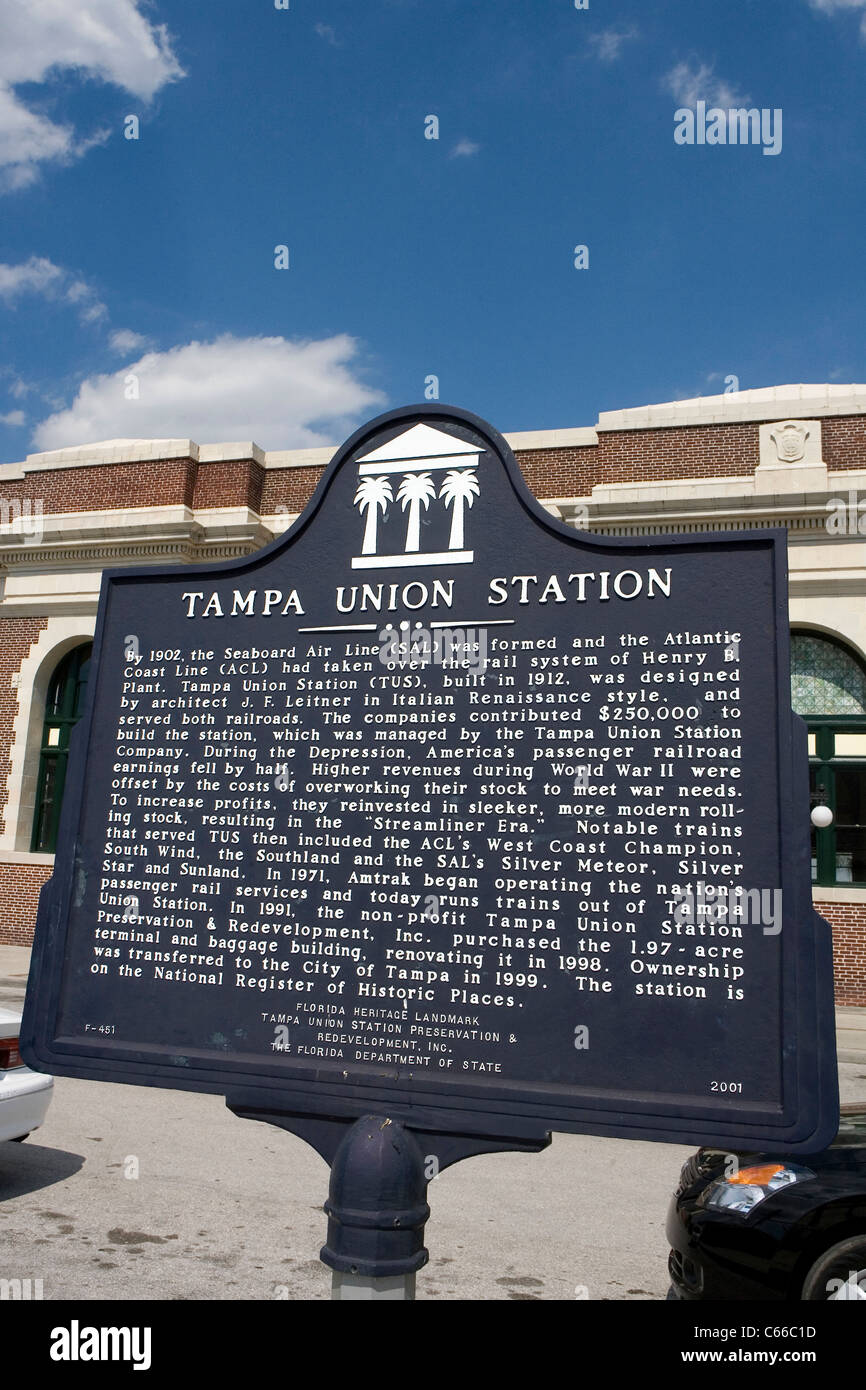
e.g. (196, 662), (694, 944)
(0, 1006), (53, 1143)
(667, 1104), (866, 1300)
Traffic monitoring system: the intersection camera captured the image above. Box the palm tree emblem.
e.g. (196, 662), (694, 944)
(354, 475), (393, 555)
(439, 469), (480, 550)
(397, 472), (437, 552)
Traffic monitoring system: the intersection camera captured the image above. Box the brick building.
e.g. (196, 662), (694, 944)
(1, 383), (864, 1004)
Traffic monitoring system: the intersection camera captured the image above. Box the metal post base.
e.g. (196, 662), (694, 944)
(332, 1271), (416, 1301)
(225, 1093), (551, 1297)
(321, 1115), (430, 1283)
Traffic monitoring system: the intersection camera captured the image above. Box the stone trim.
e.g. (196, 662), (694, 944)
(261, 447), (336, 470)
(813, 887), (866, 905)
(1, 619), (96, 853)
(0, 849), (54, 865)
(15, 440), (197, 477)
(504, 428), (598, 450)
(598, 385), (866, 431)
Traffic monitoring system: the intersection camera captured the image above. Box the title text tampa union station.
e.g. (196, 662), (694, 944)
(0, 384), (864, 1007)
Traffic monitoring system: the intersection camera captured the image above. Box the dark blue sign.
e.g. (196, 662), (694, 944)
(22, 405), (839, 1151)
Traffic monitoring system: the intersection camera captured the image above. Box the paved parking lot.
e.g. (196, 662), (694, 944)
(2, 948), (864, 1301)
(0, 1070), (691, 1301)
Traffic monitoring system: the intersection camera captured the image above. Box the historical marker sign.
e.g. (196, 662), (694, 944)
(22, 405), (838, 1151)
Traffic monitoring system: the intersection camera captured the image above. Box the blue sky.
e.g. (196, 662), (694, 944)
(0, 0), (864, 462)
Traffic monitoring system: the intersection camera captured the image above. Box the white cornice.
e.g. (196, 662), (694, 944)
(0, 505), (274, 574)
(540, 462), (866, 543)
(504, 427), (599, 450)
(15, 439), (198, 478)
(198, 442), (266, 465)
(597, 384), (866, 432)
(4, 386), (866, 481)
(261, 447), (335, 470)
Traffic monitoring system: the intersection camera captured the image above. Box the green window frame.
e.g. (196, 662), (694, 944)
(791, 630), (866, 889)
(808, 720), (866, 887)
(30, 643), (92, 854)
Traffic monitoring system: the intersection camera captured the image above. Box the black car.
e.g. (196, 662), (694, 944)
(667, 1104), (866, 1300)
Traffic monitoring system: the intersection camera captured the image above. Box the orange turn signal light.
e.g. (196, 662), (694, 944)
(727, 1163), (785, 1186)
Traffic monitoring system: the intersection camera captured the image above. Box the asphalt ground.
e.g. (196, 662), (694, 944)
(1, 945), (864, 1302)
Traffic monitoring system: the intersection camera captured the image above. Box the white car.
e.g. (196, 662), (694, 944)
(0, 1006), (52, 1142)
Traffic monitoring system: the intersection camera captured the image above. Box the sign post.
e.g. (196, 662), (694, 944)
(21, 405), (839, 1297)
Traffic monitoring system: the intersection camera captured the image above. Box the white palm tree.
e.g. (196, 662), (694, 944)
(397, 472), (437, 552)
(354, 476), (393, 555)
(439, 469), (479, 550)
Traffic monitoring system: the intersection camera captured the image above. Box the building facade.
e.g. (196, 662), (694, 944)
(1, 384), (865, 1004)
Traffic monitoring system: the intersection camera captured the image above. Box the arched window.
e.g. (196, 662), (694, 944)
(792, 632), (866, 886)
(31, 643), (92, 853)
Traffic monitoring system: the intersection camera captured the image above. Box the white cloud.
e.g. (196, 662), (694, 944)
(0, 256), (63, 299)
(0, 0), (184, 189)
(65, 279), (91, 304)
(0, 0), (184, 97)
(109, 328), (149, 356)
(314, 23), (339, 46)
(807, 0), (866, 38)
(0, 87), (73, 189)
(450, 138), (480, 158)
(31, 334), (387, 452)
(588, 27), (639, 62)
(0, 409), (25, 427)
(663, 61), (749, 110)
(0, 255), (107, 323)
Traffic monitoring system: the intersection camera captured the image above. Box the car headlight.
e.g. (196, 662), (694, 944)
(702, 1163), (816, 1215)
